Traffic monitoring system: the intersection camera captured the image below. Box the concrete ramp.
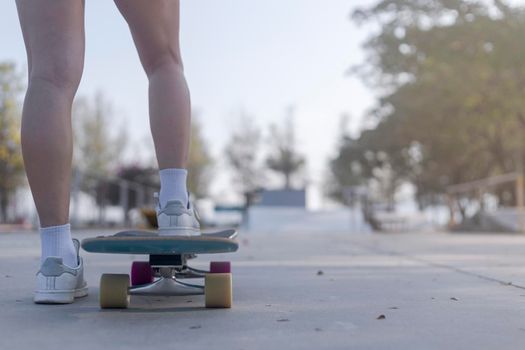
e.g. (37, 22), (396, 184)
(453, 207), (525, 233)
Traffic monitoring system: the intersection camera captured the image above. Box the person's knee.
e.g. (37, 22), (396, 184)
(29, 55), (83, 95)
(141, 48), (183, 78)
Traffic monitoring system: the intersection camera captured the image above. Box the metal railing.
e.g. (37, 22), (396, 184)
(446, 172), (525, 232)
(70, 168), (157, 227)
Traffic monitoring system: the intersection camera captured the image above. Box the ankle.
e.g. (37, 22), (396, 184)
(40, 223), (78, 268)
(159, 168), (189, 207)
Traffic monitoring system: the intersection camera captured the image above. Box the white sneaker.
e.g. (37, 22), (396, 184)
(34, 239), (88, 304)
(155, 193), (201, 236)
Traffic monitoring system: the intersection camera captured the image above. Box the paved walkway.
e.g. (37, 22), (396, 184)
(1, 229), (524, 349)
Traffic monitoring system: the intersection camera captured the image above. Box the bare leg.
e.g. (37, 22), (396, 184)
(16, 0), (85, 227)
(114, 0), (190, 170)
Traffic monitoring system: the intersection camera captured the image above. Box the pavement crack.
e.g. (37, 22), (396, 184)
(353, 241), (525, 290)
(407, 255), (525, 290)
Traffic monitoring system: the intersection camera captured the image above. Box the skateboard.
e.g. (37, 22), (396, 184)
(81, 229), (238, 309)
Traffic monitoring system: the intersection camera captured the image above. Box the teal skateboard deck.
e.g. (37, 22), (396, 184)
(81, 229), (238, 255)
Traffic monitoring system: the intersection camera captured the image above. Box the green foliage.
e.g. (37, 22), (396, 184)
(73, 92), (128, 177)
(0, 62), (24, 221)
(331, 0), (525, 207)
(225, 113), (263, 195)
(266, 115), (305, 189)
(329, 115), (411, 204)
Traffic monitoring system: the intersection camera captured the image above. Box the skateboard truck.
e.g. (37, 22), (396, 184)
(149, 254), (205, 278)
(129, 276), (204, 296)
(127, 254), (205, 296)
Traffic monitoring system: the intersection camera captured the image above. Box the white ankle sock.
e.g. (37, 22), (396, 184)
(40, 223), (78, 268)
(159, 168), (189, 207)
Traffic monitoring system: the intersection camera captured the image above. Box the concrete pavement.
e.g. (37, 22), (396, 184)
(1, 229), (524, 349)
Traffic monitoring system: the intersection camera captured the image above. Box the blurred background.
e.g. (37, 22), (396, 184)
(1, 0), (525, 234)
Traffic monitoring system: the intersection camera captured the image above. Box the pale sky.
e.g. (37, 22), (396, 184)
(0, 0), (376, 209)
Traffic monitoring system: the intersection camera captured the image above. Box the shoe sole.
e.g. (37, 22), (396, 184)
(34, 286), (88, 304)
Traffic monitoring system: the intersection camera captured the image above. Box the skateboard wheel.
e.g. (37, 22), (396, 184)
(99, 274), (130, 309)
(131, 261), (154, 286)
(210, 261), (231, 274)
(205, 273), (232, 308)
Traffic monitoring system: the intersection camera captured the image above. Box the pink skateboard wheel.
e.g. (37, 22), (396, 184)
(210, 261), (231, 274)
(131, 261), (154, 286)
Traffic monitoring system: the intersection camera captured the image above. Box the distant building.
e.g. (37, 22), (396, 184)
(244, 187), (371, 233)
(255, 189), (306, 208)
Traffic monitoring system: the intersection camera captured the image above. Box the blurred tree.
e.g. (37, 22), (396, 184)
(73, 92), (128, 177)
(327, 116), (364, 202)
(225, 114), (263, 194)
(339, 0), (525, 213)
(329, 114), (411, 207)
(72, 92), (128, 223)
(225, 113), (264, 212)
(187, 117), (213, 198)
(266, 110), (305, 189)
(0, 63), (24, 222)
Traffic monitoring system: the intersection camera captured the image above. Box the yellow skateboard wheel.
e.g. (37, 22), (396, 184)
(99, 273), (130, 309)
(205, 273), (232, 308)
